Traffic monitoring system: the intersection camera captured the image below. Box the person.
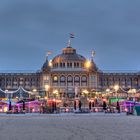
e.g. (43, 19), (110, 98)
(89, 101), (92, 110)
(116, 101), (120, 113)
(79, 100), (82, 111)
(74, 100), (76, 110)
(103, 101), (107, 111)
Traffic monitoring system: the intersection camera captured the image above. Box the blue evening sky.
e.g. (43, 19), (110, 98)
(0, 0), (140, 72)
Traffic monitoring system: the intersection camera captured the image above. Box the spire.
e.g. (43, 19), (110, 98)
(67, 33), (74, 48)
(91, 50), (95, 60)
(67, 39), (71, 48)
(90, 50), (98, 71)
(42, 51), (52, 72)
(46, 51), (52, 61)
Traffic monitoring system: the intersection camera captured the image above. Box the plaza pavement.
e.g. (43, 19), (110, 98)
(0, 113), (140, 140)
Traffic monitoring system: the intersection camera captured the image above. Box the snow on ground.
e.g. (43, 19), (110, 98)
(0, 113), (140, 140)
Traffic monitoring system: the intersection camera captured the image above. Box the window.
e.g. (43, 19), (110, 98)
(70, 63), (72, 67)
(77, 63), (79, 67)
(74, 76), (80, 82)
(53, 76), (58, 82)
(60, 76), (65, 82)
(67, 76), (73, 82)
(81, 76), (87, 82)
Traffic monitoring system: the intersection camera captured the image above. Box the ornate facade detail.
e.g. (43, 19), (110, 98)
(0, 39), (140, 98)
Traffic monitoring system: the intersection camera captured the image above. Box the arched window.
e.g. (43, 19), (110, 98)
(81, 75), (87, 86)
(60, 76), (65, 82)
(60, 75), (66, 86)
(74, 75), (80, 86)
(81, 76), (87, 82)
(53, 76), (58, 82)
(74, 76), (80, 82)
(67, 75), (73, 86)
(67, 76), (73, 82)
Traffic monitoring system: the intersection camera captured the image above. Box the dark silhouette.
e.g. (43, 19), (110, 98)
(79, 100), (82, 111)
(116, 101), (120, 113)
(103, 101), (107, 110)
(74, 100), (76, 110)
(22, 100), (25, 111)
(89, 101), (92, 110)
(9, 101), (12, 111)
(92, 102), (94, 107)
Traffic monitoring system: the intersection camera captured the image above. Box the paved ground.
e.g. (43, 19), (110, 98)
(0, 113), (140, 140)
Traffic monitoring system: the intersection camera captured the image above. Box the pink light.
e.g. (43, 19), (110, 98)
(0, 109), (2, 112)
(124, 108), (128, 112)
(95, 108), (98, 112)
(66, 108), (69, 112)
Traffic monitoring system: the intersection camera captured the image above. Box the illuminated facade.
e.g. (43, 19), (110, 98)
(0, 39), (140, 98)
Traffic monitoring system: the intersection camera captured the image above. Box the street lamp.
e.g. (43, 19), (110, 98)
(32, 88), (38, 99)
(45, 84), (50, 99)
(82, 89), (89, 108)
(53, 89), (59, 99)
(5, 89), (12, 112)
(114, 85), (119, 99)
(128, 88), (136, 98)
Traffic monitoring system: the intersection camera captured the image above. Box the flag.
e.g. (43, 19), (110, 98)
(70, 33), (74, 38)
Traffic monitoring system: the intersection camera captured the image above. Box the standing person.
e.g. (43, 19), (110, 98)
(103, 101), (107, 112)
(89, 101), (92, 110)
(116, 101), (120, 113)
(79, 100), (82, 111)
(74, 100), (76, 110)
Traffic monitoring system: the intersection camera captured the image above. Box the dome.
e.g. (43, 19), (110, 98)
(52, 46), (86, 63)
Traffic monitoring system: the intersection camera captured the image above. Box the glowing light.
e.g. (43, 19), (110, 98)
(4, 107), (8, 112)
(82, 89), (89, 94)
(95, 108), (98, 112)
(85, 60), (91, 69)
(106, 89), (110, 92)
(66, 108), (69, 112)
(124, 108), (128, 112)
(33, 89), (37, 92)
(53, 90), (58, 94)
(49, 60), (52, 67)
(114, 85), (119, 91)
(45, 85), (50, 91)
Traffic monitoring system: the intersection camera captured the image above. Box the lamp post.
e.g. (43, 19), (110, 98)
(114, 85), (119, 99)
(5, 89), (13, 112)
(82, 89), (89, 108)
(128, 88), (136, 99)
(32, 88), (38, 99)
(45, 84), (50, 99)
(53, 90), (59, 99)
